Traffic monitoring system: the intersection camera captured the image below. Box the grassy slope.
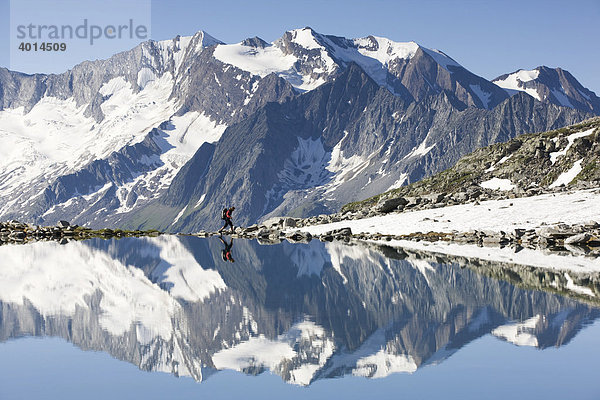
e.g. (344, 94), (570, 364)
(343, 117), (600, 212)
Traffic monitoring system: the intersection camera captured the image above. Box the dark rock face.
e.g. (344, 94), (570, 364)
(164, 103), (306, 231)
(157, 64), (399, 231)
(388, 46), (509, 109)
(241, 36), (269, 48)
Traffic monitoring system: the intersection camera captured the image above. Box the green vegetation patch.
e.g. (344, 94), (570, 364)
(572, 161), (599, 184)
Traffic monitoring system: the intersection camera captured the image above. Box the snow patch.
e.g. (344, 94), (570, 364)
(485, 154), (513, 172)
(551, 88), (574, 108)
(480, 178), (515, 191)
(420, 47), (462, 71)
(549, 128), (595, 164)
(214, 42), (296, 78)
(148, 236), (227, 302)
(564, 273), (595, 297)
(404, 134), (436, 160)
(213, 39), (325, 91)
(288, 241), (330, 277)
(290, 28), (323, 50)
(549, 159), (584, 188)
(212, 336), (294, 371)
(410, 258), (435, 285)
(354, 350), (417, 377)
(492, 315), (540, 347)
(279, 137), (331, 188)
(388, 173), (408, 190)
(172, 207), (187, 225)
(137, 67), (157, 89)
(212, 319), (334, 386)
(325, 241), (388, 284)
(195, 194), (206, 208)
(354, 36), (419, 65)
(324, 131), (369, 192)
(515, 69), (540, 82)
(469, 84), (492, 108)
(493, 69), (541, 100)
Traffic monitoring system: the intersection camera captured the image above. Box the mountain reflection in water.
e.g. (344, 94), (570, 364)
(0, 235), (597, 386)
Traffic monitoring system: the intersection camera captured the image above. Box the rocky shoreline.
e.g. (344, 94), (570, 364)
(0, 220), (161, 245)
(206, 186), (600, 257)
(190, 216), (600, 257)
(3, 187), (599, 260)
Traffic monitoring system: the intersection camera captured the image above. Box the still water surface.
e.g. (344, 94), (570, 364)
(0, 235), (598, 399)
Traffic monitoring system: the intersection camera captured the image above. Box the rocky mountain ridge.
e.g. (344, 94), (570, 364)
(493, 66), (600, 114)
(0, 27), (598, 231)
(140, 67), (593, 231)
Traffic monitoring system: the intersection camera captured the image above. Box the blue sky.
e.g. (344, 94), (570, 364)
(1, 0), (599, 93)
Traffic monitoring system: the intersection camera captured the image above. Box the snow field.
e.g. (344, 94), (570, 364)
(296, 189), (600, 272)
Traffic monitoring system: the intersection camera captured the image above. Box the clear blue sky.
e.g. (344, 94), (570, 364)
(1, 0), (599, 93)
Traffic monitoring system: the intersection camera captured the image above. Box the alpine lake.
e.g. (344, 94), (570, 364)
(0, 234), (599, 400)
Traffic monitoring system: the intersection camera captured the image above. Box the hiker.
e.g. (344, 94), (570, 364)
(219, 236), (235, 262)
(219, 206), (235, 234)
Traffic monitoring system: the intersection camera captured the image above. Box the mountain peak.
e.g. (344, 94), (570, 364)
(493, 66), (600, 113)
(194, 30), (224, 47)
(281, 26), (328, 50)
(352, 35), (420, 63)
(241, 36), (269, 48)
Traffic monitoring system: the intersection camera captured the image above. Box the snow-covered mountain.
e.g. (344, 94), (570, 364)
(0, 236), (596, 385)
(493, 66), (600, 113)
(0, 30), (295, 226)
(0, 27), (597, 229)
(213, 27), (510, 108)
(154, 65), (593, 232)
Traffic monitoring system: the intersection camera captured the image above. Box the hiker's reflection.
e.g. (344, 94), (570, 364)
(219, 236), (235, 263)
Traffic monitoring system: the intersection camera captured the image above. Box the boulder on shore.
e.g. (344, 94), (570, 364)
(262, 217), (283, 229)
(376, 197), (408, 213)
(565, 233), (592, 245)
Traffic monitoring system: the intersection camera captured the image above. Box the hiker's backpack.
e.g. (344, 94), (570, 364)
(221, 208), (228, 220)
